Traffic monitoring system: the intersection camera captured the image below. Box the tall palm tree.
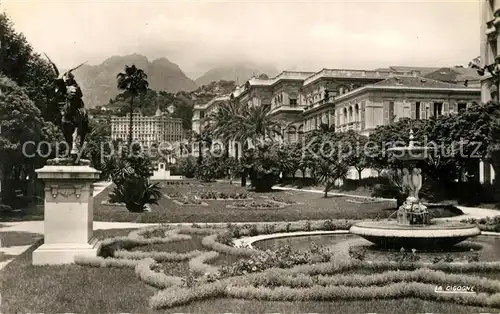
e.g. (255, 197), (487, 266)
(230, 104), (283, 186)
(233, 104), (283, 145)
(116, 65), (149, 146)
(191, 127), (213, 164)
(209, 98), (243, 158)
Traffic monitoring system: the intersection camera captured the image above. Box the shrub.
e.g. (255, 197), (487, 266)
(195, 156), (219, 182)
(248, 224), (259, 237)
(178, 156), (197, 178)
(215, 231), (234, 247)
(241, 142), (282, 192)
(230, 200), (284, 209)
(348, 246), (366, 261)
(371, 170), (406, 208)
(108, 178), (161, 212)
(322, 220), (336, 230)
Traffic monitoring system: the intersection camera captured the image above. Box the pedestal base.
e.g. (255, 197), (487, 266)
(397, 201), (430, 225)
(32, 237), (101, 265)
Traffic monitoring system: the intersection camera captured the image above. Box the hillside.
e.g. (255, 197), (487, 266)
(195, 62), (279, 86)
(73, 54), (197, 108)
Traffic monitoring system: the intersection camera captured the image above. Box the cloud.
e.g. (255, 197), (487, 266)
(2, 0), (481, 77)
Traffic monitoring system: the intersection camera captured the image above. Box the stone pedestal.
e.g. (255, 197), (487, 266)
(32, 159), (102, 265)
(397, 197), (430, 225)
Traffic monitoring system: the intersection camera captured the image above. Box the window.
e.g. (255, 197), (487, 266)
(287, 126), (297, 144)
(355, 104), (359, 122)
(200, 111), (205, 119)
(434, 102), (443, 117)
(458, 102), (467, 112)
(290, 99), (297, 106)
(389, 101), (395, 123)
(415, 102), (421, 119)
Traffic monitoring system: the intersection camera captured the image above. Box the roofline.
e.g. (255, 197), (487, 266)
(302, 85), (481, 115)
(334, 85), (480, 102)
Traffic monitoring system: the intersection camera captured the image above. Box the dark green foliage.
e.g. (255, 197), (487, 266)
(241, 141), (282, 192)
(108, 179), (161, 212)
(372, 170), (407, 208)
(178, 156), (197, 178)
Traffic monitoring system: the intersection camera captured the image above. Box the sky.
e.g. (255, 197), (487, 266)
(2, 0), (481, 79)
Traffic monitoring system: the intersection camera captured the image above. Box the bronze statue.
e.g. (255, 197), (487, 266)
(44, 54), (90, 158)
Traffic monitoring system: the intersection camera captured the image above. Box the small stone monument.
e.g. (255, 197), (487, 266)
(32, 159), (101, 265)
(33, 56), (100, 265)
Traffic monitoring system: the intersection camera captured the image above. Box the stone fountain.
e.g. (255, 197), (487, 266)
(349, 130), (481, 249)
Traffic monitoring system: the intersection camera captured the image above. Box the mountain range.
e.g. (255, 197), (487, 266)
(72, 54), (278, 108)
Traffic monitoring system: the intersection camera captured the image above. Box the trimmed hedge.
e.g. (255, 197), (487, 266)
(76, 220), (500, 311)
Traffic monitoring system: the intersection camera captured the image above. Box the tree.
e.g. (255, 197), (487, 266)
(233, 104), (283, 144)
(116, 65), (149, 146)
(307, 132), (351, 197)
(0, 13), (61, 124)
(280, 142), (302, 178)
(240, 141), (283, 192)
(231, 104), (283, 186)
(84, 118), (112, 176)
(0, 75), (48, 201)
(343, 130), (369, 180)
(367, 118), (426, 174)
(191, 127), (213, 164)
(209, 98), (243, 158)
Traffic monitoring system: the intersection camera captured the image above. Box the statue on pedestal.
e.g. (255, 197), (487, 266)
(44, 54), (90, 161)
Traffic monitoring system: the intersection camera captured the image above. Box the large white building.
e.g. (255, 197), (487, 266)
(111, 107), (183, 148)
(480, 0), (500, 103)
(479, 0), (498, 183)
(194, 67), (480, 141)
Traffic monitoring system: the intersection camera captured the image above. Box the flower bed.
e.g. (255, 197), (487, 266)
(196, 192), (251, 201)
(462, 216), (500, 232)
(101, 200), (126, 207)
(163, 192), (185, 199)
(226, 201), (288, 210)
(172, 197), (208, 206)
(269, 196), (297, 205)
(75, 220), (500, 311)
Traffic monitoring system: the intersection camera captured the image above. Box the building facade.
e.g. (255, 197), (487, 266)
(480, 0), (500, 103)
(304, 76), (480, 136)
(480, 0), (498, 184)
(192, 66), (482, 166)
(111, 107), (183, 148)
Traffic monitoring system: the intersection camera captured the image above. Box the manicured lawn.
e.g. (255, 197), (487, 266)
(0, 231), (42, 246)
(93, 181), (400, 223)
(0, 180), (464, 223)
(1, 227), (499, 313)
(0, 204), (44, 222)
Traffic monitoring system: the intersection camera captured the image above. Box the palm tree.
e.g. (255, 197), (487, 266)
(209, 98), (243, 158)
(116, 65), (149, 146)
(190, 127), (213, 164)
(231, 104), (283, 186)
(233, 104), (283, 145)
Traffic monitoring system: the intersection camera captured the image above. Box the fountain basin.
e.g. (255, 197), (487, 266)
(349, 220), (481, 249)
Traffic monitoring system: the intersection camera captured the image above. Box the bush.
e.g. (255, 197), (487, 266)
(195, 156), (219, 182)
(241, 142), (282, 192)
(109, 178), (161, 212)
(372, 170), (406, 207)
(250, 172), (279, 192)
(178, 156), (197, 178)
